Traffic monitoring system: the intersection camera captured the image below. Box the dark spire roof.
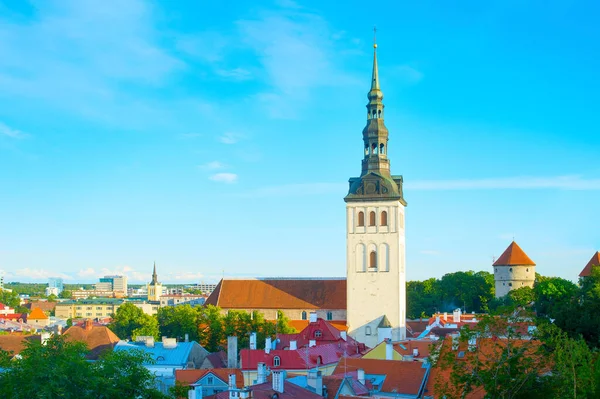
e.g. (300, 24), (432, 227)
(150, 262), (160, 285)
(378, 315), (392, 328)
(344, 32), (405, 205)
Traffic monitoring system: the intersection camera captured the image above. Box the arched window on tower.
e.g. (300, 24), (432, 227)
(369, 251), (377, 268)
(364, 145), (369, 156)
(378, 109), (382, 118)
(380, 143), (385, 154)
(381, 211), (388, 226)
(358, 211), (365, 227)
(372, 143), (377, 155)
(369, 211), (376, 226)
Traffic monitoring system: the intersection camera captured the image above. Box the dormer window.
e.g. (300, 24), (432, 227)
(273, 356), (281, 367)
(301, 311), (307, 320)
(315, 330), (322, 338)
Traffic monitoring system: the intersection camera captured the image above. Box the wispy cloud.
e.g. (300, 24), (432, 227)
(6, 268), (72, 280)
(210, 173), (238, 183)
(406, 175), (600, 190)
(200, 161), (227, 170)
(0, 122), (28, 139)
(218, 132), (243, 144)
(239, 175), (600, 198)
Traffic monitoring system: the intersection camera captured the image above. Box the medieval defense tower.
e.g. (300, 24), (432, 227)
(345, 36), (407, 347)
(493, 241), (536, 298)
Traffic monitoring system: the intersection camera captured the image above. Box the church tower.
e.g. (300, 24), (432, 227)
(345, 37), (407, 347)
(147, 262), (163, 302)
(493, 241), (536, 298)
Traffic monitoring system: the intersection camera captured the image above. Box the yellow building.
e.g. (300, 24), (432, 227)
(55, 299), (124, 319)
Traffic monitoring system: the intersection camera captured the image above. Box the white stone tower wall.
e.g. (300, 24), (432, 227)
(494, 265), (536, 298)
(346, 200), (406, 347)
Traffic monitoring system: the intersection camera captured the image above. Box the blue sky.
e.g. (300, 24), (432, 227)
(0, 0), (599, 284)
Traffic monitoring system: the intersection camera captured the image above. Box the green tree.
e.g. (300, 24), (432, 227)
(432, 312), (551, 399)
(170, 381), (191, 399)
(157, 305), (200, 342)
(0, 335), (168, 399)
(59, 290), (72, 299)
(109, 303), (159, 340)
(533, 276), (578, 316)
(197, 305), (226, 352)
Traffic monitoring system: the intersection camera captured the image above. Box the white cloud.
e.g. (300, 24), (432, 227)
(407, 175), (600, 191)
(200, 161), (227, 170)
(0, 122), (28, 139)
(210, 173), (238, 183)
(218, 132), (242, 144)
(7, 268), (72, 280)
(77, 268), (97, 278)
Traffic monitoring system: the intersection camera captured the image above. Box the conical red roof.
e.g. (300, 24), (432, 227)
(579, 251), (600, 277)
(493, 241), (536, 266)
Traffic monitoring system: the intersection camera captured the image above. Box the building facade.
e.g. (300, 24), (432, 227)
(493, 241), (536, 298)
(345, 40), (407, 347)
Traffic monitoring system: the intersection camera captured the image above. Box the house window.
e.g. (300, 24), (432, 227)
(326, 312), (333, 321)
(381, 211), (388, 226)
(509, 268), (513, 272)
(96, 307), (102, 310)
(207, 376), (214, 385)
(315, 330), (322, 338)
(86, 313), (92, 316)
(301, 311), (307, 320)
(273, 356), (281, 367)
(369, 211), (376, 226)
(358, 211), (365, 227)
(365, 326), (372, 336)
(369, 251), (377, 268)
(509, 283), (512, 287)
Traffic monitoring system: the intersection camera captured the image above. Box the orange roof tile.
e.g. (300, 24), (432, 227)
(493, 241), (535, 266)
(287, 320), (347, 332)
(333, 357), (426, 396)
(63, 322), (120, 360)
(579, 251), (600, 277)
(25, 301), (57, 312)
(204, 279), (346, 310)
(0, 334), (42, 356)
(28, 307), (49, 320)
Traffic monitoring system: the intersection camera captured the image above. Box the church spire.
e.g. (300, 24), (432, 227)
(344, 29), (405, 205)
(151, 262), (159, 285)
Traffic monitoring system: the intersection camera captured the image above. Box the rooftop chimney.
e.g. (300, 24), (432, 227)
(265, 337), (272, 354)
(357, 368), (365, 385)
(145, 337), (155, 348)
(309, 312), (318, 323)
(250, 332), (257, 350)
(385, 339), (393, 360)
(272, 370), (284, 393)
(228, 373), (236, 390)
(289, 340), (297, 350)
(413, 348), (419, 357)
(188, 385), (203, 399)
(84, 319), (93, 331)
(228, 336), (238, 368)
(185, 333), (189, 342)
(453, 308), (461, 323)
(239, 388), (252, 399)
(163, 337), (177, 349)
(340, 331), (347, 341)
(257, 362), (267, 384)
(309, 339), (316, 347)
(307, 370), (323, 396)
(443, 312), (448, 321)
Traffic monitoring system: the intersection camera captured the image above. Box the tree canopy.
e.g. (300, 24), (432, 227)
(109, 303), (159, 340)
(0, 335), (169, 399)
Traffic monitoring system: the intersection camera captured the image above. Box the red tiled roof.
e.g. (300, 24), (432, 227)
(287, 319), (347, 332)
(276, 319), (361, 352)
(204, 350), (228, 368)
(333, 357), (427, 396)
(579, 251), (600, 277)
(0, 334), (41, 356)
(25, 301), (56, 313)
(0, 313), (27, 322)
(175, 369), (243, 388)
(493, 241), (536, 266)
(28, 308), (49, 320)
(241, 342), (362, 371)
(393, 340), (436, 358)
(204, 381), (324, 399)
(406, 320), (429, 337)
(63, 322), (120, 360)
(205, 279), (346, 310)
(322, 373), (369, 399)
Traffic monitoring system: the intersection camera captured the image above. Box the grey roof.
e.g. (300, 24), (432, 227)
(378, 315), (392, 328)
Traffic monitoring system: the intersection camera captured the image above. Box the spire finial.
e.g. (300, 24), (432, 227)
(373, 26), (377, 48)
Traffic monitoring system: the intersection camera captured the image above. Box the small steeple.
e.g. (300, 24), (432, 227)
(150, 262), (160, 285)
(371, 27), (380, 91)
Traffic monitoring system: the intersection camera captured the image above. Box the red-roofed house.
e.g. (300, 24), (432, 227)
(27, 308), (50, 328)
(579, 251), (600, 278)
(333, 357), (430, 398)
(204, 278), (346, 322)
(0, 303), (15, 316)
(493, 241), (536, 298)
(63, 319), (120, 360)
